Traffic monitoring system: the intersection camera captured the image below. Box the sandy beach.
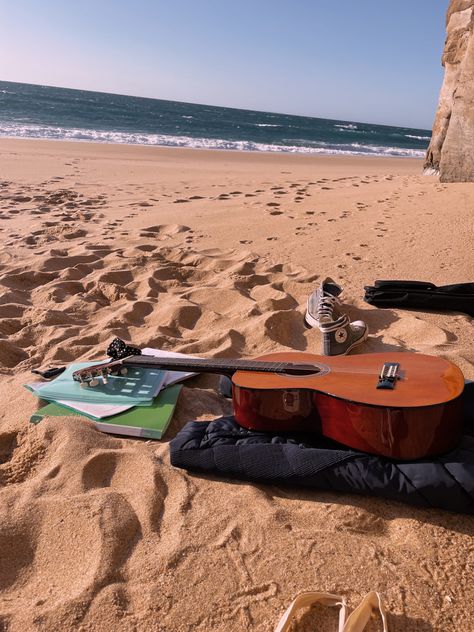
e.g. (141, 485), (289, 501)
(0, 138), (473, 631)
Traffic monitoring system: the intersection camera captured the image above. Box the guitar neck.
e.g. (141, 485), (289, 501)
(122, 355), (315, 376)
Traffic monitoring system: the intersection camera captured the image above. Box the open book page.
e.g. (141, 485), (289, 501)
(141, 347), (201, 386)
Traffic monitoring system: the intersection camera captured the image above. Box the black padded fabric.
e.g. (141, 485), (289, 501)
(364, 280), (474, 316)
(170, 383), (474, 514)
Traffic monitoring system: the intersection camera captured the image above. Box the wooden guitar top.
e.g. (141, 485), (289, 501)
(232, 351), (464, 408)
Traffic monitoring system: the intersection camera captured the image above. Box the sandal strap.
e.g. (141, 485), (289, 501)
(274, 590), (388, 632)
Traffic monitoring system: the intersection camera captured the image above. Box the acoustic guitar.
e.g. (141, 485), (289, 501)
(73, 345), (465, 460)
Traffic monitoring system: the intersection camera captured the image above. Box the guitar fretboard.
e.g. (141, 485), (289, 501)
(123, 355), (319, 376)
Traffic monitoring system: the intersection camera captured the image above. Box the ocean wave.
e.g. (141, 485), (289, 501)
(405, 134), (431, 140)
(254, 123), (281, 128)
(0, 122), (425, 158)
(334, 123), (358, 130)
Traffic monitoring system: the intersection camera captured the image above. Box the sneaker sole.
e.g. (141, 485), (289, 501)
(304, 309), (334, 329)
(304, 311), (320, 329)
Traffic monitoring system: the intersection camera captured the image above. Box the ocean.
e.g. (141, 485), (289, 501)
(0, 80), (431, 158)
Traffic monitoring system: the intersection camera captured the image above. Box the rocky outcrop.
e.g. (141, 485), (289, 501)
(424, 0), (474, 181)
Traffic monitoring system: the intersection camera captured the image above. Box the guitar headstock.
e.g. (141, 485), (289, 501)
(72, 358), (130, 387)
(72, 338), (143, 387)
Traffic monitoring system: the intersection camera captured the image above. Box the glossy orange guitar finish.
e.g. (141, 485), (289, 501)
(232, 351), (464, 459)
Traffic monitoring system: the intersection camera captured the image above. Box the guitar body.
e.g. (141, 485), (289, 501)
(73, 339), (465, 460)
(232, 351), (465, 459)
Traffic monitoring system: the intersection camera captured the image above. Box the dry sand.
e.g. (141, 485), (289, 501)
(0, 138), (473, 631)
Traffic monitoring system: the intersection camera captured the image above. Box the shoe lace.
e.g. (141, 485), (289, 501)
(317, 293), (340, 319)
(317, 293), (350, 332)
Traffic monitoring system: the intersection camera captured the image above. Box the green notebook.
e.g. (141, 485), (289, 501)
(30, 384), (182, 440)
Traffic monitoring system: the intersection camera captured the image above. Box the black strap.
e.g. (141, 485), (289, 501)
(107, 338), (142, 361)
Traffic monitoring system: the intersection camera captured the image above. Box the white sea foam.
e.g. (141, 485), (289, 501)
(254, 123), (281, 127)
(0, 121), (425, 158)
(405, 134), (431, 141)
(335, 123), (358, 130)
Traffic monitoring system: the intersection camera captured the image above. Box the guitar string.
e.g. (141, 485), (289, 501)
(74, 362), (402, 378)
(74, 363), (392, 375)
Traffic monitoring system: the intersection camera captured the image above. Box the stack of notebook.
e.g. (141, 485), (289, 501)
(26, 348), (198, 439)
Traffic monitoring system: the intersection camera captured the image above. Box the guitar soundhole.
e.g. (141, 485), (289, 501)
(282, 363), (330, 378)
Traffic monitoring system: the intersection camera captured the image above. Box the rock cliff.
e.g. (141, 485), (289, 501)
(424, 0), (474, 181)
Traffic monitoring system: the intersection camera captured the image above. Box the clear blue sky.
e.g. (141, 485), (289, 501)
(1, 0), (448, 128)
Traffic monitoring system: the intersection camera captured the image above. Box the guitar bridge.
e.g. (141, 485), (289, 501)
(377, 362), (400, 390)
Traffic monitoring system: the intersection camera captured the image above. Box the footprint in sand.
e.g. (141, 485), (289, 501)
(135, 244), (157, 253)
(40, 253), (101, 272)
(141, 224), (191, 240)
(0, 339), (29, 367)
(333, 506), (387, 535)
(263, 310), (306, 349)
